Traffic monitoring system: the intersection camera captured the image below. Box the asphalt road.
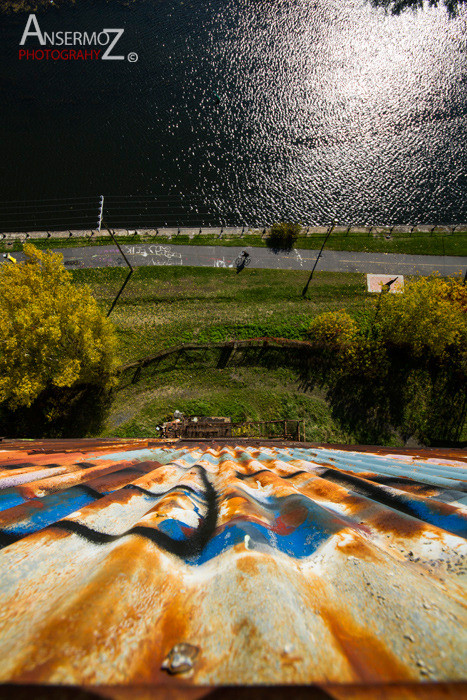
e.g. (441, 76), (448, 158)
(9, 243), (467, 276)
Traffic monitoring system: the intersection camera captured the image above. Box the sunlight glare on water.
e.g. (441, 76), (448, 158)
(0, 0), (466, 225)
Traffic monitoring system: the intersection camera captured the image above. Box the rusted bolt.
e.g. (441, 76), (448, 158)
(161, 643), (199, 675)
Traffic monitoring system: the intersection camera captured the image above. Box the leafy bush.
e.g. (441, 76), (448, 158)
(307, 310), (357, 348)
(320, 276), (467, 445)
(266, 222), (302, 251)
(0, 244), (118, 413)
(373, 275), (467, 359)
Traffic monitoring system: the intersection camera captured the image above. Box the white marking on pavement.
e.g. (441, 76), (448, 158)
(340, 259), (462, 268)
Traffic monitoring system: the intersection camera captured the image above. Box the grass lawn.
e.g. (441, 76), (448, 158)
(73, 266), (368, 363)
(107, 363), (356, 443)
(5, 229), (467, 257)
(72, 266), (377, 443)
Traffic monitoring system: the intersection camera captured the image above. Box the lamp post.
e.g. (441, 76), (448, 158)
(302, 219), (337, 298)
(103, 223), (134, 317)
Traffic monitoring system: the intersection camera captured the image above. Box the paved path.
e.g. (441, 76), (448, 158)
(9, 243), (467, 276)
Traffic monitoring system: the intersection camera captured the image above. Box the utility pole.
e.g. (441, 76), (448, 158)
(302, 219), (337, 298)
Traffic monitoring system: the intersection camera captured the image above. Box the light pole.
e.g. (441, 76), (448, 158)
(302, 219), (337, 298)
(103, 223), (134, 317)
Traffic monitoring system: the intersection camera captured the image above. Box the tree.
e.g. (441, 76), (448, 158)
(266, 222), (301, 252)
(373, 274), (467, 360)
(322, 275), (467, 445)
(0, 244), (117, 412)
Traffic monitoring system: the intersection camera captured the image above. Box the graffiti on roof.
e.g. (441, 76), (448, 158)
(0, 440), (465, 695)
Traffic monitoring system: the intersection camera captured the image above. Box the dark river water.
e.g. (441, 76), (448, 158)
(0, 0), (466, 229)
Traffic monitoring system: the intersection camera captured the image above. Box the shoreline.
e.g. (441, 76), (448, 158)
(2, 225), (466, 258)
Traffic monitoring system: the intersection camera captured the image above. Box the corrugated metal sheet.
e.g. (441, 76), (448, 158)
(0, 440), (466, 698)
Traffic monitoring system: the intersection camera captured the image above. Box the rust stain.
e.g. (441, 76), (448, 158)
(236, 554), (260, 576)
(0, 441), (465, 691)
(335, 532), (379, 562)
(320, 607), (413, 684)
(369, 510), (426, 539)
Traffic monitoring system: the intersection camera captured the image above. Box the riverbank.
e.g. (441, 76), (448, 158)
(71, 265), (465, 445)
(3, 225), (467, 257)
(76, 266), (366, 443)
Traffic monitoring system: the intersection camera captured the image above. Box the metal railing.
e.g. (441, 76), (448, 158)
(0, 195), (466, 235)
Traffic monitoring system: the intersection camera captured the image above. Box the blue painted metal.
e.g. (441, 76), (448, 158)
(0, 439), (465, 696)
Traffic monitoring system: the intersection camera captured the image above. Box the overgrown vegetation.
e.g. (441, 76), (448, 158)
(68, 265), (465, 445)
(71, 266), (366, 363)
(109, 364), (354, 444)
(302, 277), (467, 446)
(266, 222), (302, 252)
(0, 244), (117, 437)
(2, 257), (464, 445)
(69, 266), (367, 441)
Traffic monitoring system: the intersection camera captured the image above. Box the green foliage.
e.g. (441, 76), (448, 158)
(307, 310), (357, 348)
(0, 244), (118, 412)
(72, 267), (365, 363)
(109, 364), (352, 444)
(266, 222), (302, 251)
(49, 263), (465, 446)
(312, 276), (467, 445)
(373, 275), (467, 359)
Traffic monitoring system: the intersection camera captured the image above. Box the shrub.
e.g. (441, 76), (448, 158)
(307, 310), (357, 348)
(373, 275), (467, 360)
(266, 222), (301, 251)
(323, 276), (467, 445)
(0, 243), (118, 411)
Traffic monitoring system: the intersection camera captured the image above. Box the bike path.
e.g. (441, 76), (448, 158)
(9, 243), (467, 276)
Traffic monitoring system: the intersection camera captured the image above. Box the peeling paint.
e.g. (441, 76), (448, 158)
(0, 440), (465, 695)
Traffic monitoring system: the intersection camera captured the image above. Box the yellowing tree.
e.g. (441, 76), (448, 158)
(324, 275), (467, 445)
(0, 244), (117, 410)
(374, 275), (467, 360)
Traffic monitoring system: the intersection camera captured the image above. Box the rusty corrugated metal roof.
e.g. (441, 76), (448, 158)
(0, 440), (466, 699)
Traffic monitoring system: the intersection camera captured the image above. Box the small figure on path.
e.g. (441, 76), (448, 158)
(235, 250), (251, 274)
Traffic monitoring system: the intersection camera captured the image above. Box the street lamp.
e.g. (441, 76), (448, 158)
(302, 219), (338, 298)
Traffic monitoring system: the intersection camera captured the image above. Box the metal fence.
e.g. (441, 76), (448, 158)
(0, 195), (466, 235)
(0, 195), (219, 233)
